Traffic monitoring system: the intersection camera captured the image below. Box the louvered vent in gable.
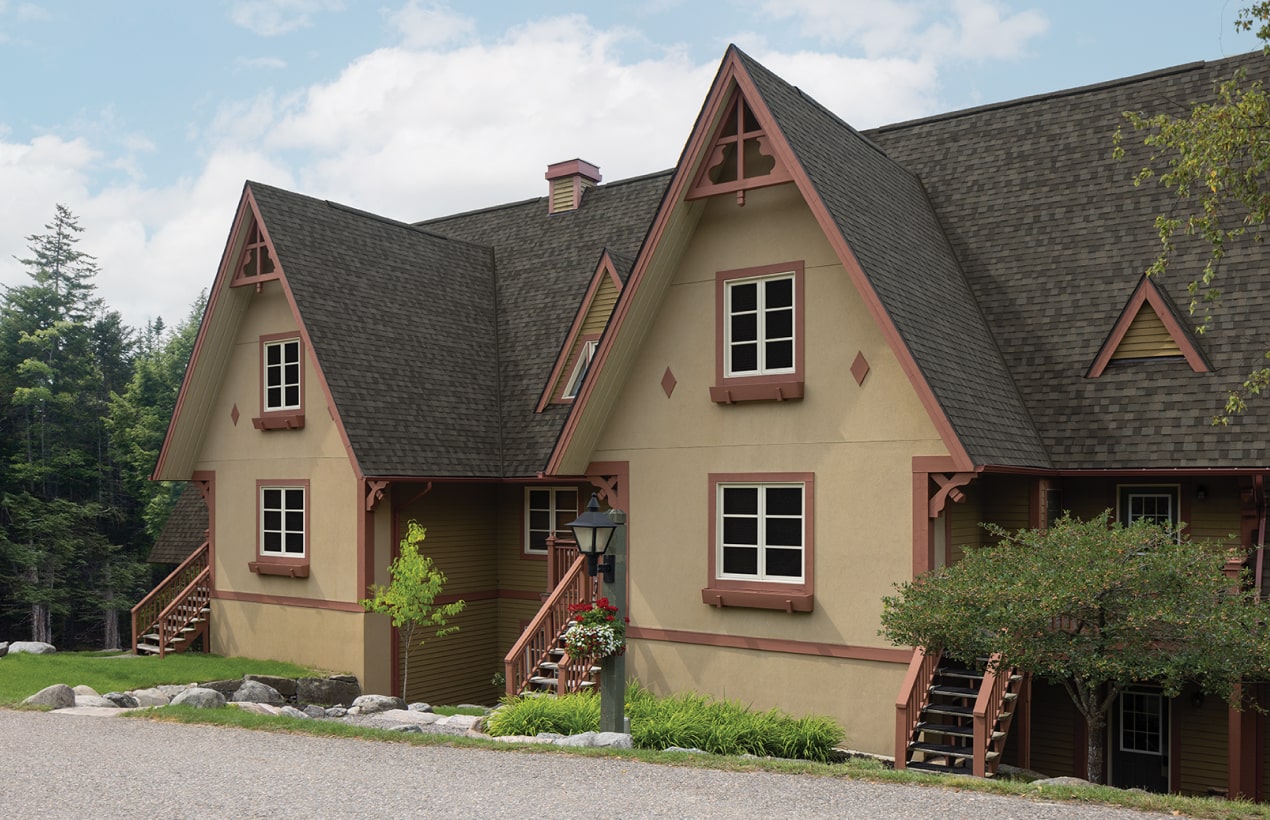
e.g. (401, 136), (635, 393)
(230, 220), (280, 288)
(1087, 276), (1211, 377)
(687, 87), (793, 205)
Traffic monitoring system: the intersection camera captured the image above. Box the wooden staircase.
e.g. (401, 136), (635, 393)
(131, 541), (211, 657)
(895, 647), (1026, 777)
(503, 535), (602, 696)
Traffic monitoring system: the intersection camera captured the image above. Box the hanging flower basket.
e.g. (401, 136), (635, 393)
(563, 597), (627, 659)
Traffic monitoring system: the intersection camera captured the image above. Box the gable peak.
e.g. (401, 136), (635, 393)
(1087, 276), (1210, 377)
(686, 84), (793, 206)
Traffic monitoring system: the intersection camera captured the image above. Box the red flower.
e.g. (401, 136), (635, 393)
(575, 615), (584, 622)
(606, 615), (615, 621)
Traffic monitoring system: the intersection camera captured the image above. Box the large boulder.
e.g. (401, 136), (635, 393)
(198, 679), (242, 697)
(73, 685), (100, 697)
(297, 677), (360, 707)
(129, 688), (170, 707)
(230, 702), (281, 716)
(170, 687), (226, 709)
(232, 680), (284, 706)
(350, 694), (406, 714)
(9, 641), (56, 655)
(23, 684), (75, 709)
(244, 674), (297, 698)
(0, 641), (9, 658)
(75, 695), (117, 708)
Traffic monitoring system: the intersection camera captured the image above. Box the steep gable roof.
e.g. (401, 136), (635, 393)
(248, 183), (504, 477)
(868, 53), (1270, 469)
(419, 172), (668, 475)
(734, 50), (1048, 469)
(147, 483), (208, 564)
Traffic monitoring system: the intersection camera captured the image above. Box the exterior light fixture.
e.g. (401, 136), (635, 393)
(568, 493), (618, 582)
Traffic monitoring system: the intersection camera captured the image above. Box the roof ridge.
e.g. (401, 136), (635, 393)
(869, 59), (1215, 134)
(416, 168), (674, 228)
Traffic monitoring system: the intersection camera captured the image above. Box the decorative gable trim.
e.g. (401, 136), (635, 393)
(535, 250), (624, 412)
(153, 183), (365, 483)
(1087, 276), (1211, 378)
(686, 87), (793, 205)
(229, 217), (281, 289)
(547, 46), (976, 476)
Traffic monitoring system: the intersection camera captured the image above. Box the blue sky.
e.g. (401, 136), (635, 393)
(0, 1), (1260, 330)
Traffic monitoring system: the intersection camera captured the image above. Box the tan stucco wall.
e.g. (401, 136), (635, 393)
(212, 599), (377, 684)
(629, 639), (908, 753)
(589, 183), (949, 754)
(193, 280), (381, 684)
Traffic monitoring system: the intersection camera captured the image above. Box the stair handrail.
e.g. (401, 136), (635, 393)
(894, 646), (941, 771)
(503, 538), (594, 695)
(131, 541), (210, 655)
(971, 653), (1011, 778)
(153, 564), (212, 658)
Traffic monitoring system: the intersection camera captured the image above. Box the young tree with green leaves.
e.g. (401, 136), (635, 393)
(361, 520), (466, 695)
(881, 514), (1270, 784)
(1115, 4), (1270, 418)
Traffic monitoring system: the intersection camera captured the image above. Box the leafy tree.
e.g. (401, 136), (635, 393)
(107, 292), (205, 540)
(1114, 4), (1270, 419)
(361, 520), (466, 694)
(880, 513), (1270, 784)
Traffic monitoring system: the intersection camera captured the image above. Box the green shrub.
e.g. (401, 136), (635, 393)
(486, 682), (844, 762)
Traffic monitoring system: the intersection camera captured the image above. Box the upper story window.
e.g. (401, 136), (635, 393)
(711, 262), (805, 404)
(725, 274), (794, 377)
(265, 339), (301, 410)
(701, 472), (814, 612)
(525, 487), (580, 554)
(562, 339), (598, 400)
(254, 334), (305, 430)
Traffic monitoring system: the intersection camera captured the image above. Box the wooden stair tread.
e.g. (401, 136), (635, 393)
(928, 684), (978, 698)
(923, 703), (973, 717)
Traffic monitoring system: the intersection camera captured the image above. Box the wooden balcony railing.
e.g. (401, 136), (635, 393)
(131, 541), (211, 657)
(893, 646), (941, 771)
(504, 535), (598, 696)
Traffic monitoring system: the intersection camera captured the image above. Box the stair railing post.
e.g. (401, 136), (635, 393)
(599, 509), (627, 735)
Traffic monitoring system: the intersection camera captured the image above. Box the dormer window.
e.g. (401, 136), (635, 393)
(562, 339), (598, 400)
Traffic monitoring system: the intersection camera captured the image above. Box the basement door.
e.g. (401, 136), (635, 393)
(1112, 688), (1169, 792)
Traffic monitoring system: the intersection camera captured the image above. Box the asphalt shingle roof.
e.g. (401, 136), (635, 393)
(249, 172), (667, 478)
(738, 49), (1048, 467)
(147, 483), (208, 564)
(865, 54), (1270, 469)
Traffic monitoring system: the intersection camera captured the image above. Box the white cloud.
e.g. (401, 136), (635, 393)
(389, 1), (475, 48)
(235, 55), (288, 70)
(230, 0), (343, 37)
(0, 6), (992, 331)
(760, 0), (1047, 61)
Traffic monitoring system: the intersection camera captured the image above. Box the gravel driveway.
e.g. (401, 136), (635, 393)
(2, 710), (1172, 819)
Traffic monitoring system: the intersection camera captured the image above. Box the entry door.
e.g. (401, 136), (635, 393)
(1113, 688), (1169, 792)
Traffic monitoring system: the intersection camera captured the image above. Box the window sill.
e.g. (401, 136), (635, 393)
(253, 413), (305, 430)
(249, 559), (310, 578)
(709, 380), (804, 404)
(701, 587), (813, 612)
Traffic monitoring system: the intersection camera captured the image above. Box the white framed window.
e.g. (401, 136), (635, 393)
(716, 482), (805, 582)
(724, 273), (796, 377)
(261, 485), (306, 557)
(1117, 485), (1179, 528)
(524, 487), (580, 553)
(562, 339), (598, 400)
(264, 338), (301, 411)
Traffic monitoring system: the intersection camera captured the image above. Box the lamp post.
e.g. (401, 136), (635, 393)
(568, 493), (627, 734)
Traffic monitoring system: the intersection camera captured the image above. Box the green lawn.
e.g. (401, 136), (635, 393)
(0, 651), (321, 706)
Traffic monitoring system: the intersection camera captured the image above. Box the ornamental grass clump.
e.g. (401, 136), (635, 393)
(562, 597), (626, 659)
